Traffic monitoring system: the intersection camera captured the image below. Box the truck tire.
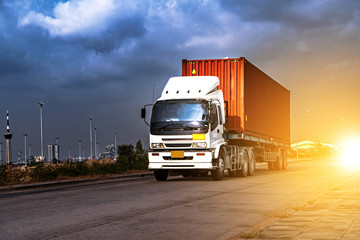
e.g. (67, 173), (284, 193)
(237, 150), (249, 177)
(274, 154), (283, 170)
(248, 150), (255, 176)
(228, 170), (236, 177)
(211, 149), (225, 181)
(154, 170), (169, 181)
(282, 150), (288, 170)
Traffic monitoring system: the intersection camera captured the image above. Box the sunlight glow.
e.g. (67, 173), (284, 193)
(341, 138), (360, 168)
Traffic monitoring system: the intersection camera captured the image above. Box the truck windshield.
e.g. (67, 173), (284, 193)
(150, 100), (209, 135)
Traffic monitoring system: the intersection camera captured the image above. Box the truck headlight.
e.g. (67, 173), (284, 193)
(151, 143), (165, 149)
(193, 142), (207, 148)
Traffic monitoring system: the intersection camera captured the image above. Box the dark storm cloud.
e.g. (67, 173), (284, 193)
(0, 0), (359, 160)
(221, 0), (360, 30)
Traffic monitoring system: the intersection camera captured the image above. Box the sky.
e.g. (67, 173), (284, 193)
(1, 0), (360, 160)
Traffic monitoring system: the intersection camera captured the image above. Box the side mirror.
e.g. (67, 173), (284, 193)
(141, 104), (153, 127)
(141, 108), (146, 119)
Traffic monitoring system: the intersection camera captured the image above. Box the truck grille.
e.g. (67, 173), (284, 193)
(165, 143), (192, 148)
(162, 165), (195, 168)
(163, 156), (194, 160)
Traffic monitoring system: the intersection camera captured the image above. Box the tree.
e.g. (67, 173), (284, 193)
(135, 140), (144, 155)
(116, 140), (148, 171)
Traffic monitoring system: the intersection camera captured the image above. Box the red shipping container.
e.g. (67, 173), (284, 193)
(182, 58), (290, 144)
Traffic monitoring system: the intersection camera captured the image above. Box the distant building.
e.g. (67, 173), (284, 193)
(48, 144), (60, 163)
(290, 141), (337, 158)
(99, 144), (116, 160)
(34, 155), (45, 163)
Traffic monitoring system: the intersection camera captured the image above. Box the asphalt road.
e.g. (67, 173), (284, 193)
(0, 158), (356, 240)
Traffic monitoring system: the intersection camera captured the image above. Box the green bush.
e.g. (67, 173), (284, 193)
(116, 140), (148, 171)
(30, 164), (58, 182)
(0, 139), (149, 185)
(0, 165), (8, 185)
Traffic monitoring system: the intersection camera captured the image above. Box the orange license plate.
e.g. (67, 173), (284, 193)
(171, 151), (184, 159)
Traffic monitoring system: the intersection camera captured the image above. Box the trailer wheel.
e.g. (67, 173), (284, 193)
(154, 170), (169, 181)
(248, 150), (255, 176)
(282, 150), (288, 170)
(238, 150), (249, 177)
(211, 149), (225, 181)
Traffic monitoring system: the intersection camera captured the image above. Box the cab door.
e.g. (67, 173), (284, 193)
(210, 103), (223, 146)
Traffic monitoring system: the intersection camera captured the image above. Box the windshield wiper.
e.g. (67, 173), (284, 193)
(158, 122), (187, 131)
(158, 123), (205, 131)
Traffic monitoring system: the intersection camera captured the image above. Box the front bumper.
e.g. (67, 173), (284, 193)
(148, 151), (214, 170)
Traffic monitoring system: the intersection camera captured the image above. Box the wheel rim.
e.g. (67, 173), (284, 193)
(249, 154), (255, 173)
(219, 155), (225, 174)
(243, 151), (249, 173)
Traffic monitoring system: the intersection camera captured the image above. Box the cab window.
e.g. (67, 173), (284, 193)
(210, 104), (218, 131)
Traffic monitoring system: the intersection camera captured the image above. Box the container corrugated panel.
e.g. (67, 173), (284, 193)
(243, 60), (290, 143)
(182, 58), (290, 144)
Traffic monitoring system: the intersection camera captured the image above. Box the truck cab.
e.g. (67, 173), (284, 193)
(142, 76), (227, 181)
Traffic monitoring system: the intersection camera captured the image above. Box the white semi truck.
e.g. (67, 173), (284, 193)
(141, 58), (290, 181)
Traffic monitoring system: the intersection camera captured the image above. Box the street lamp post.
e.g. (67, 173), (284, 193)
(28, 144), (31, 159)
(38, 102), (44, 161)
(293, 109), (312, 159)
(89, 117), (93, 159)
(55, 137), (59, 163)
(94, 127), (97, 159)
(24, 134), (27, 166)
(78, 140), (82, 161)
(96, 142), (99, 159)
(114, 132), (117, 158)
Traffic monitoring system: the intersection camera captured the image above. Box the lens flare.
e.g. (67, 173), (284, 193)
(341, 138), (360, 168)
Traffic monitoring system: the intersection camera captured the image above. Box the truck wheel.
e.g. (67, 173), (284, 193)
(274, 155), (283, 170)
(248, 151), (255, 176)
(229, 170), (236, 177)
(282, 150), (287, 170)
(211, 149), (225, 181)
(238, 150), (249, 177)
(154, 170), (169, 181)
